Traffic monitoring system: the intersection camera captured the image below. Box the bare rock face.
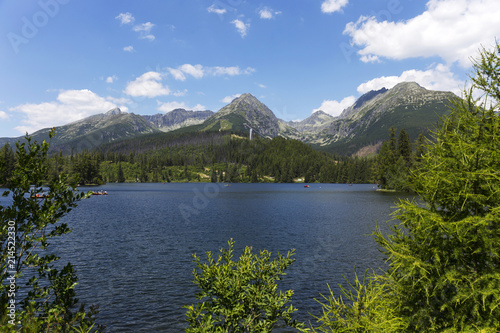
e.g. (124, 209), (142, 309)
(143, 109), (213, 132)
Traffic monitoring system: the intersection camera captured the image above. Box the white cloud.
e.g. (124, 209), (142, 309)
(0, 111), (8, 119)
(133, 22), (155, 41)
(123, 45), (134, 52)
(106, 96), (132, 105)
(321, 0), (348, 13)
(179, 64), (204, 79)
(105, 75), (117, 83)
(357, 64), (464, 95)
(124, 72), (170, 98)
(222, 94), (242, 103)
(173, 89), (188, 97)
(11, 90), (126, 134)
(157, 101), (206, 112)
(313, 96), (356, 117)
(167, 64), (255, 81)
(168, 68), (186, 81)
(209, 66), (255, 76)
(116, 12), (135, 25)
(259, 7), (282, 19)
(344, 0), (500, 67)
(231, 19), (249, 38)
(207, 4), (227, 15)
(257, 83), (267, 88)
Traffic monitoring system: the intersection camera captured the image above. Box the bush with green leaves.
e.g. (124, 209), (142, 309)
(0, 130), (102, 332)
(308, 270), (406, 332)
(185, 239), (304, 332)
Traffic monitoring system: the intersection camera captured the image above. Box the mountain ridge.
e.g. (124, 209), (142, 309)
(0, 82), (457, 156)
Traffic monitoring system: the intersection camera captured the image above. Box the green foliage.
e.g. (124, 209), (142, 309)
(0, 130), (102, 332)
(185, 239), (304, 332)
(43, 131), (374, 184)
(308, 271), (406, 332)
(71, 151), (102, 185)
(310, 43), (500, 332)
(372, 127), (415, 191)
(0, 143), (15, 186)
(373, 43), (500, 331)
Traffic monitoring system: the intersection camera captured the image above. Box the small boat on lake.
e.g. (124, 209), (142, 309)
(304, 185), (310, 188)
(92, 191), (108, 195)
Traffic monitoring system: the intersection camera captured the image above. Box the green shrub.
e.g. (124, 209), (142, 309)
(185, 239), (304, 332)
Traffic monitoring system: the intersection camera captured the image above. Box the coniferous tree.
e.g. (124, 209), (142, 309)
(117, 163), (125, 183)
(375, 43), (500, 331)
(0, 143), (15, 185)
(311, 42), (500, 333)
(397, 128), (412, 165)
(210, 168), (217, 183)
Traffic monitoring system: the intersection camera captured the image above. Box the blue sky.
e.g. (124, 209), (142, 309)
(1, 0), (500, 137)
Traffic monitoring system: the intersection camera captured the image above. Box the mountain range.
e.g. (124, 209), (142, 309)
(0, 82), (457, 156)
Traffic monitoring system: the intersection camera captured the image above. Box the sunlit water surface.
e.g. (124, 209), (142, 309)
(2, 183), (408, 331)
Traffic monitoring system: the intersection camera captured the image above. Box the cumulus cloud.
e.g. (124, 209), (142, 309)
(123, 45), (134, 52)
(313, 96), (356, 117)
(179, 64), (204, 79)
(222, 94), (242, 103)
(231, 19), (249, 38)
(157, 101), (206, 112)
(116, 12), (135, 25)
(321, 0), (349, 13)
(207, 4), (227, 15)
(357, 64), (464, 95)
(167, 64), (255, 81)
(133, 22), (155, 41)
(0, 111), (8, 119)
(124, 72), (170, 98)
(259, 7), (282, 19)
(11, 90), (127, 134)
(105, 75), (117, 83)
(344, 0), (500, 67)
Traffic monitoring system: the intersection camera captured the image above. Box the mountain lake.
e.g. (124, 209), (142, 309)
(2, 183), (411, 332)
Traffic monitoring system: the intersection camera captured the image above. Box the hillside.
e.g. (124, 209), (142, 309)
(302, 82), (457, 155)
(0, 82), (457, 156)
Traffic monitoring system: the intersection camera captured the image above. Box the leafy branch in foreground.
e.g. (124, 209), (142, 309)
(185, 239), (304, 332)
(308, 270), (406, 332)
(0, 130), (102, 332)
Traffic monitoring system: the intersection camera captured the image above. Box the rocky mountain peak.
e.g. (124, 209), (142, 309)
(392, 81), (423, 90)
(352, 87), (388, 110)
(218, 93), (277, 120)
(201, 92), (284, 137)
(105, 107), (125, 116)
(311, 110), (332, 117)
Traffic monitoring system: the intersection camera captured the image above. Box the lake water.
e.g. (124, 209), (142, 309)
(4, 183), (406, 331)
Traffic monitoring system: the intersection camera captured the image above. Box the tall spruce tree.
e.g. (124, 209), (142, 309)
(375, 43), (500, 331)
(310, 43), (500, 333)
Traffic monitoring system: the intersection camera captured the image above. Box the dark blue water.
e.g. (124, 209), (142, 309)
(4, 183), (405, 331)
